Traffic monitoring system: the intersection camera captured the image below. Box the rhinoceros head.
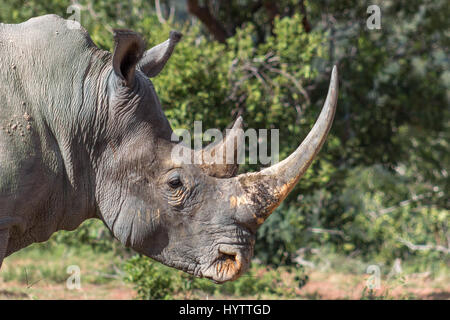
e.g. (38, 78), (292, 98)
(95, 30), (338, 283)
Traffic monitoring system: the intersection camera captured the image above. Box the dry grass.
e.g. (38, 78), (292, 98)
(1, 268), (447, 300)
(1, 243), (448, 300)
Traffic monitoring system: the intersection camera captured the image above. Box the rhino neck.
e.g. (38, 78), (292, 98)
(29, 45), (113, 231)
(41, 51), (113, 228)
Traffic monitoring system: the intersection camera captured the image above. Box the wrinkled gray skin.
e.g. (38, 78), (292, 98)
(0, 15), (338, 283)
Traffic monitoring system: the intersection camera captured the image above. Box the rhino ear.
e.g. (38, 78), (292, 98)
(137, 31), (182, 78)
(112, 29), (146, 87)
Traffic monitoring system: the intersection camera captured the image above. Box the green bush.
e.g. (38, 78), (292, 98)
(123, 255), (309, 300)
(123, 255), (225, 300)
(48, 219), (120, 254)
(123, 255), (178, 300)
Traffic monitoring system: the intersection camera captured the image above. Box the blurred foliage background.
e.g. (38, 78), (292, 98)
(0, 0), (448, 299)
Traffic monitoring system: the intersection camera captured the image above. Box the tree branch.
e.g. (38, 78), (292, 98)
(299, 0), (311, 33)
(186, 0), (228, 43)
(307, 227), (346, 237)
(398, 237), (449, 254)
(263, 0), (279, 30)
(367, 190), (445, 220)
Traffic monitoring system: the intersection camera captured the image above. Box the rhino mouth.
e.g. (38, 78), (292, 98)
(202, 244), (252, 283)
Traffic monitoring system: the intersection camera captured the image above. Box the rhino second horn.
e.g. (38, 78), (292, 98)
(196, 116), (244, 178)
(237, 66), (339, 224)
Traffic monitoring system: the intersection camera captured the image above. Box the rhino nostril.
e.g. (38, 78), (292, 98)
(218, 250), (237, 262)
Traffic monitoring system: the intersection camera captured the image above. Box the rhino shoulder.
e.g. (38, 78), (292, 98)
(22, 14), (90, 37)
(24, 14), (67, 24)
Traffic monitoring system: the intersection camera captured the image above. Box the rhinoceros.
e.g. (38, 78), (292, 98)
(0, 15), (338, 283)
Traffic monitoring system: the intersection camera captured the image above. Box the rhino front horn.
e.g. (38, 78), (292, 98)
(236, 66), (338, 225)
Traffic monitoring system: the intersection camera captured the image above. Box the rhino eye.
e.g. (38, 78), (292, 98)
(168, 177), (182, 189)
